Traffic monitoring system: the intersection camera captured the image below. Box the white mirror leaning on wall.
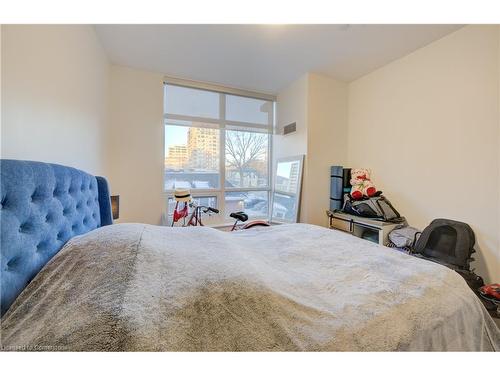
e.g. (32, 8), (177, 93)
(271, 155), (304, 223)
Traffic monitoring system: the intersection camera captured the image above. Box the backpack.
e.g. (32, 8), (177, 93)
(342, 194), (403, 223)
(410, 218), (493, 307)
(413, 218), (475, 270)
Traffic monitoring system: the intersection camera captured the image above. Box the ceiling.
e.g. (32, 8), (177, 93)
(95, 24), (462, 94)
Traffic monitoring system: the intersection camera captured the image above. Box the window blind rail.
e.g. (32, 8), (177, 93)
(163, 76), (276, 102)
(164, 113), (271, 131)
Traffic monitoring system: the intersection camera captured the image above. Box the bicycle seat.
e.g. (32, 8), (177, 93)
(230, 211), (248, 222)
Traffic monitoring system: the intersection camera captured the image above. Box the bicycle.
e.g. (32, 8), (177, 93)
(175, 201), (270, 231)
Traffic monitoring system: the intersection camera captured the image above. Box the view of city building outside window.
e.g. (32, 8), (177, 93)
(164, 84), (274, 224)
(273, 160), (302, 222)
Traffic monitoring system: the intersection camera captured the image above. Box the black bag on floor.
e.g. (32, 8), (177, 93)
(411, 219), (494, 309)
(413, 218), (475, 270)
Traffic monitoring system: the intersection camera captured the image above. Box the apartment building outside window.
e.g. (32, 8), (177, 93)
(164, 81), (275, 224)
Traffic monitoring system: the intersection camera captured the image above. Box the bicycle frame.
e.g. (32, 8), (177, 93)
(185, 204), (204, 226)
(183, 201), (219, 227)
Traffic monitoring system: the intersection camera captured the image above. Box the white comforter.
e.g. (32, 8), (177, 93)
(1, 223), (498, 351)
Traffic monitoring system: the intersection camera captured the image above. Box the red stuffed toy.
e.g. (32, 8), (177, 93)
(350, 168), (377, 200)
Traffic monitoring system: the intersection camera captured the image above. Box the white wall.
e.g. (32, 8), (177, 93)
(274, 75), (309, 221)
(348, 25), (500, 282)
(306, 73), (348, 226)
(1, 25), (110, 175)
(107, 65), (164, 224)
(275, 75), (309, 160)
(275, 73), (348, 225)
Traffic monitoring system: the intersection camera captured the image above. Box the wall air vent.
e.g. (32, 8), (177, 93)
(283, 122), (296, 135)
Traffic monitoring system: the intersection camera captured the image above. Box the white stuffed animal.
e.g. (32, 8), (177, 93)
(350, 168), (377, 200)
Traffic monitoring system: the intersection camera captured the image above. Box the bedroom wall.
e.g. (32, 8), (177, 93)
(274, 75), (309, 159)
(107, 65), (164, 224)
(348, 25), (500, 283)
(275, 73), (348, 225)
(0, 25), (110, 175)
(274, 74), (309, 222)
(306, 73), (348, 226)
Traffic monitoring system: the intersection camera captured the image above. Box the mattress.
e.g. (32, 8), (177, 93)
(1, 223), (498, 351)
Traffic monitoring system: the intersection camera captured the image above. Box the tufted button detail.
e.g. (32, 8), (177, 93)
(54, 187), (65, 197)
(19, 222), (30, 233)
(6, 257), (19, 269)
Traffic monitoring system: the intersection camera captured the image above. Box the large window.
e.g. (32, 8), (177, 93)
(164, 83), (274, 224)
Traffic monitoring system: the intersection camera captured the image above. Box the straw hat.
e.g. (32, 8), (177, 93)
(174, 188), (192, 202)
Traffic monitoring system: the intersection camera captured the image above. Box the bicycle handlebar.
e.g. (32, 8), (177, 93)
(197, 205), (219, 214)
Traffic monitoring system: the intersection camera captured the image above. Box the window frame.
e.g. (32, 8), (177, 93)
(163, 78), (276, 225)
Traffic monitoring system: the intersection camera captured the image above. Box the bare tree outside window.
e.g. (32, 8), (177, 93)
(225, 130), (268, 188)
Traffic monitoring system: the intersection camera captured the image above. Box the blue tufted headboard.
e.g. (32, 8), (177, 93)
(0, 159), (113, 316)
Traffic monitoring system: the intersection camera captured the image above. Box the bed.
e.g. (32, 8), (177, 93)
(1, 160), (498, 351)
